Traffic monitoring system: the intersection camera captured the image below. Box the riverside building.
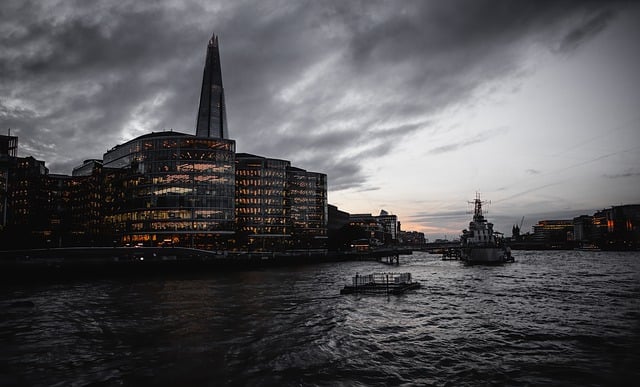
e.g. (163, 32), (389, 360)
(287, 167), (328, 249)
(101, 132), (236, 249)
(1, 134), (18, 229)
(532, 220), (574, 246)
(235, 153), (291, 250)
(234, 154), (328, 250)
(0, 33), (328, 251)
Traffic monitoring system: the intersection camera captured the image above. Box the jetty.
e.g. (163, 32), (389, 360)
(441, 247), (462, 260)
(340, 272), (421, 295)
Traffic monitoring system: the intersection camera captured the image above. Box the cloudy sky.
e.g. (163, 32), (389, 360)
(2, 0), (639, 239)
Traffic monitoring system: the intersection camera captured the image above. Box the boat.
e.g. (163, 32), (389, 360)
(460, 193), (513, 264)
(340, 272), (420, 295)
(574, 243), (601, 251)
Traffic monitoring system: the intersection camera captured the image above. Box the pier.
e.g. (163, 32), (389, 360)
(340, 272), (421, 295)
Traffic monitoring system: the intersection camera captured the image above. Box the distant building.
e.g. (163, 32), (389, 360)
(606, 205), (640, 249)
(349, 213), (385, 245)
(326, 204), (351, 251)
(196, 33), (228, 139)
(511, 224), (521, 241)
(377, 209), (398, 243)
(328, 204), (350, 232)
(590, 209), (609, 243)
(72, 159), (103, 177)
(532, 220), (573, 245)
(1, 134), (18, 228)
(0, 134), (17, 158)
(399, 230), (426, 246)
(573, 215), (593, 242)
(581, 205), (640, 250)
(347, 211), (399, 246)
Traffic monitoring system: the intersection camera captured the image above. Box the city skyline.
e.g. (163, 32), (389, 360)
(1, 1), (639, 239)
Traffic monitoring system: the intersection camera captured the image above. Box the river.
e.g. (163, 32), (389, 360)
(2, 250), (639, 386)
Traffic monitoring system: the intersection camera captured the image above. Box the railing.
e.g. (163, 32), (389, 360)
(352, 272), (412, 286)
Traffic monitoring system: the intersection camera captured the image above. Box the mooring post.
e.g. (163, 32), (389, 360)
(386, 274), (389, 295)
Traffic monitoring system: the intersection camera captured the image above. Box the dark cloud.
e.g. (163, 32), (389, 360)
(604, 171), (640, 179)
(0, 0), (627, 192)
(556, 9), (616, 52)
(408, 210), (469, 222)
(493, 182), (562, 204)
(428, 127), (508, 155)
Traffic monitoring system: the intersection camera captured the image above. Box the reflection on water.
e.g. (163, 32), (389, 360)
(2, 251), (639, 386)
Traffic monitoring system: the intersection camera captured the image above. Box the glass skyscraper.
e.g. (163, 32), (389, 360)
(102, 132), (236, 248)
(195, 33), (228, 139)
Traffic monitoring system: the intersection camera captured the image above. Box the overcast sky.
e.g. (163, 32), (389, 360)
(2, 0), (639, 240)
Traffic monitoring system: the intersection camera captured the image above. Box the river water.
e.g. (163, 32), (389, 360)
(2, 251), (639, 386)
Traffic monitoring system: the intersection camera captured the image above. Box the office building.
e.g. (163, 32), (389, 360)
(69, 160), (105, 245)
(532, 220), (574, 245)
(328, 204), (350, 232)
(377, 209), (399, 243)
(349, 213), (385, 245)
(399, 230), (426, 246)
(235, 153), (291, 250)
(196, 33), (228, 139)
(1, 134), (18, 229)
(287, 167), (328, 249)
(101, 131), (236, 248)
(582, 205), (640, 249)
(2, 155), (51, 247)
(573, 215), (593, 242)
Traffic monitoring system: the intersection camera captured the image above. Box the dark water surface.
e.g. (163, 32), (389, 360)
(2, 251), (639, 386)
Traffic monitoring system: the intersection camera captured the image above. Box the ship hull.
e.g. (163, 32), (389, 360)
(462, 247), (506, 264)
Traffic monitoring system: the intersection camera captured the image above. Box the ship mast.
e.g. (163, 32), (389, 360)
(469, 192), (488, 223)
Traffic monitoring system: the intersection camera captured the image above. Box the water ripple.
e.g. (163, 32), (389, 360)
(1, 251), (639, 386)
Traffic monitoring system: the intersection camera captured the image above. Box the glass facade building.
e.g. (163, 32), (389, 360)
(287, 167), (328, 248)
(349, 213), (385, 245)
(235, 153), (291, 250)
(376, 210), (399, 244)
(102, 132), (236, 248)
(69, 161), (105, 245)
(196, 34), (228, 139)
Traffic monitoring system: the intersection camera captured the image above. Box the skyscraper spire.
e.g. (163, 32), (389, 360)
(195, 33), (228, 138)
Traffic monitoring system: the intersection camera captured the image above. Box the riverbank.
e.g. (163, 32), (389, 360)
(0, 246), (412, 280)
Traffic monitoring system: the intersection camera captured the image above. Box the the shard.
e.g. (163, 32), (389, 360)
(195, 33), (228, 138)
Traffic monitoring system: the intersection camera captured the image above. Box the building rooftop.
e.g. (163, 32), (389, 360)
(107, 131), (192, 152)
